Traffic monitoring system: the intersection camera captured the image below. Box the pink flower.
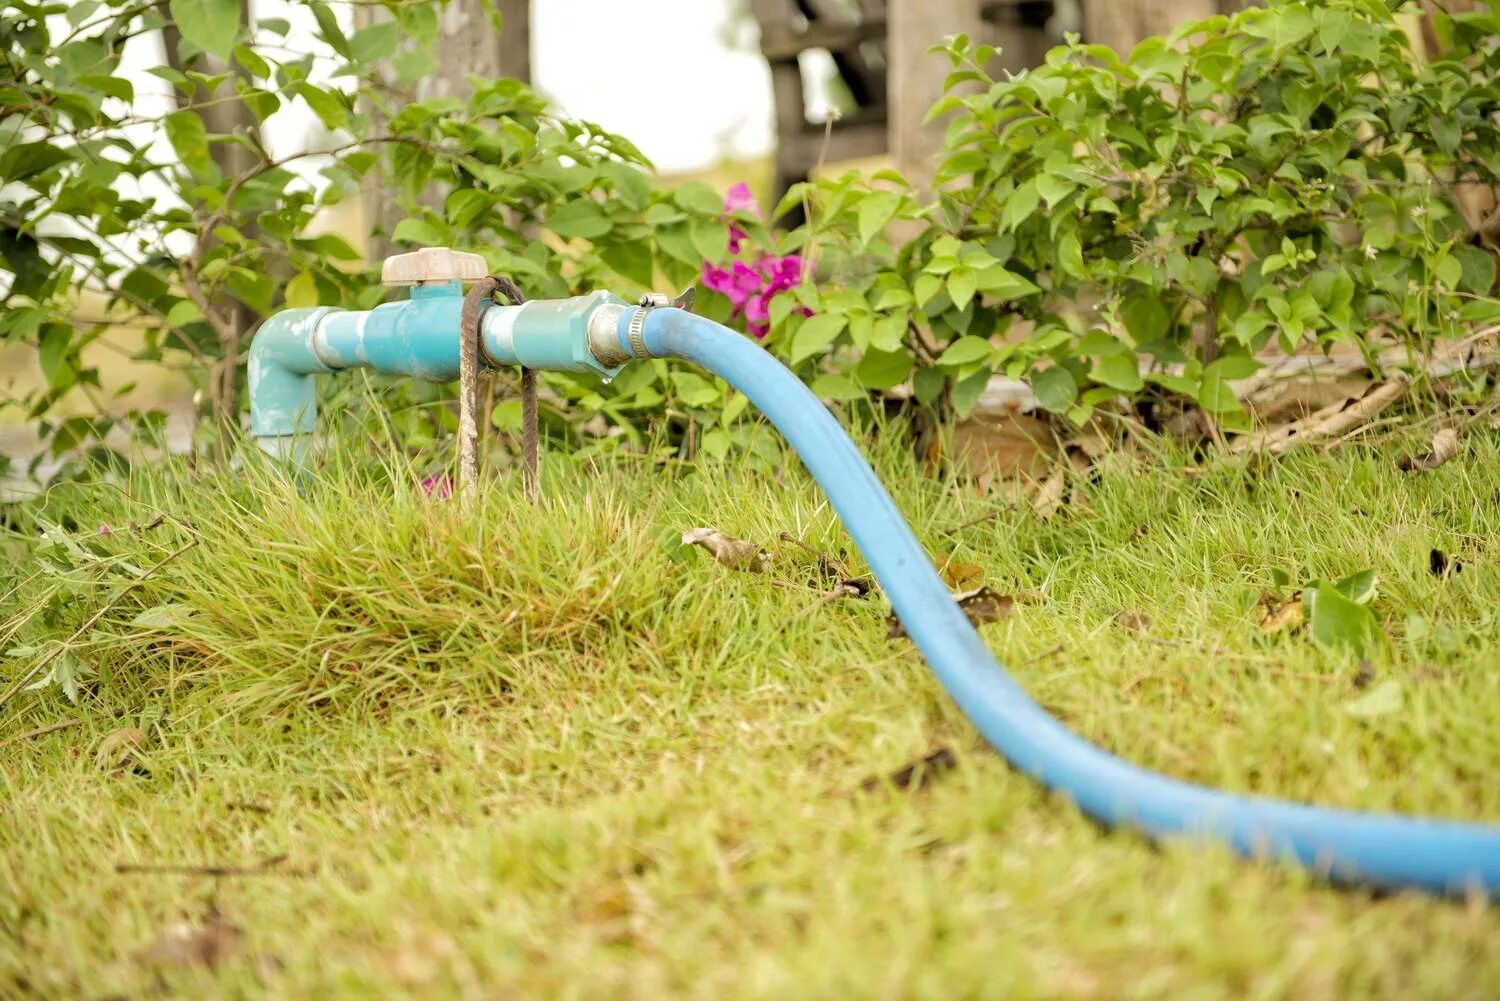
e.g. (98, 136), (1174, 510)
(702, 183), (810, 339)
(724, 182), (759, 215)
(420, 472), (453, 500)
(724, 183), (759, 254)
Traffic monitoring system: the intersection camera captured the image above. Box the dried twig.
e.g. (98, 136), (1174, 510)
(116, 855), (300, 878)
(1230, 378), (1411, 455)
(0, 718), (83, 749)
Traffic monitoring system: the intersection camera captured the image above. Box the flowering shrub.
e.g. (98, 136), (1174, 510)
(701, 184), (808, 339)
(768, 0), (1500, 428)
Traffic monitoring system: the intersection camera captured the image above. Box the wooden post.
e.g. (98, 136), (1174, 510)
(356, 0), (532, 259)
(887, 0), (986, 180)
(1082, 0), (1218, 54)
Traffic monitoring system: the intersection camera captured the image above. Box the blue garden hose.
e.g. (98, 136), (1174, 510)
(618, 305), (1500, 897)
(247, 278), (1499, 896)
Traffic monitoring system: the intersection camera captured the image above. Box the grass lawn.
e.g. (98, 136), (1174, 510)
(1, 423), (1497, 998)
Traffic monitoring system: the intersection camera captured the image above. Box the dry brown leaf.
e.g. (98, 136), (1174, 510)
(1114, 609), (1152, 634)
(137, 910), (242, 969)
(1398, 427), (1460, 472)
(887, 587), (1014, 639)
(937, 557), (984, 590)
(1249, 375), (1372, 426)
(946, 414), (1059, 480)
(1031, 471), (1067, 519)
(1231, 379), (1409, 455)
(681, 528), (767, 572)
(96, 726), (148, 773)
(1258, 595), (1305, 635)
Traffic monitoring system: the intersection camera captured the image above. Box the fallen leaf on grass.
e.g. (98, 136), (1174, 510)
(138, 908), (242, 969)
(859, 747), (958, 793)
(937, 557), (984, 590)
(944, 414), (1059, 480)
(887, 587), (1013, 639)
(1257, 595), (1305, 635)
(1031, 470), (1067, 520)
(1347, 679), (1402, 718)
(1250, 375), (1372, 426)
(681, 528), (767, 572)
(1305, 581), (1384, 656)
(96, 726), (148, 773)
(130, 603), (195, 630)
(1398, 428), (1459, 471)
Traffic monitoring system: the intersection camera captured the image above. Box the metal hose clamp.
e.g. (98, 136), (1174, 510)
(627, 287), (696, 359)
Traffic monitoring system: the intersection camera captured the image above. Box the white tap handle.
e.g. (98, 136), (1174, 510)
(380, 247), (488, 286)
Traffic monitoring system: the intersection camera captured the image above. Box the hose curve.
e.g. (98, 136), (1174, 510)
(629, 306), (1499, 896)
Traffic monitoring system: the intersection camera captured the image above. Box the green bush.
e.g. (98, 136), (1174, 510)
(769, 0), (1500, 428)
(5, 0), (1498, 482)
(0, 0), (753, 473)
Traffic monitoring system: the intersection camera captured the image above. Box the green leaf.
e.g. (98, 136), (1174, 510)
(999, 179), (1040, 233)
(1120, 290), (1168, 343)
(1455, 245), (1496, 296)
(1430, 116), (1461, 156)
(811, 373), (864, 401)
(857, 191), (902, 246)
(1346, 680), (1402, 718)
(298, 83), (348, 130)
(38, 326), (74, 392)
(164, 111), (214, 178)
(912, 366), (947, 406)
(1091, 351), (1143, 393)
(445, 189), (492, 229)
(165, 299), (201, 327)
(670, 371), (721, 408)
(855, 347), (913, 389)
(675, 181), (724, 217)
(391, 217), (448, 245)
(913, 273), (943, 308)
(975, 266), (1040, 299)
(790, 314), (846, 365)
(309, 1), (350, 56)
(547, 200), (612, 240)
(169, 0), (241, 59)
(1031, 366), (1077, 413)
(938, 335), (991, 367)
(690, 220), (729, 261)
(1242, 4), (1315, 53)
(601, 161), (651, 211)
(349, 20), (399, 63)
(948, 267), (978, 311)
(131, 603), (195, 629)
(285, 270), (318, 308)
(1198, 355), (1259, 413)
(1304, 582), (1383, 656)
(952, 368), (991, 418)
(1333, 568), (1376, 606)
(1035, 173), (1076, 209)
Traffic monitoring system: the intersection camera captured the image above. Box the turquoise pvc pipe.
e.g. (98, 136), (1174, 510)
(615, 305), (1500, 897)
(248, 287), (624, 440)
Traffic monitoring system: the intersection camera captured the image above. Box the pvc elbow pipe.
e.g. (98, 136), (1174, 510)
(614, 305), (1500, 897)
(248, 287), (627, 442)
